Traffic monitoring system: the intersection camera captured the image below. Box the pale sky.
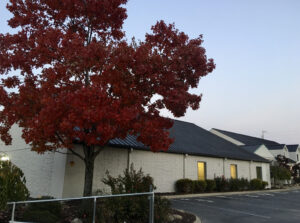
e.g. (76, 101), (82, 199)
(1, 0), (299, 144)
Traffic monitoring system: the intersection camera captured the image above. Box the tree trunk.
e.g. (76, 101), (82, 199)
(83, 154), (95, 197)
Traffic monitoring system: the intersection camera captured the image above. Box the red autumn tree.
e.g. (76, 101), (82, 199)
(0, 0), (215, 196)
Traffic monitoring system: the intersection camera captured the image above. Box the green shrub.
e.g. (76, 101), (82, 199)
(294, 177), (300, 183)
(27, 196), (61, 215)
(193, 180), (207, 193)
(175, 179), (194, 194)
(0, 160), (29, 210)
(22, 210), (58, 223)
(154, 196), (171, 223)
(99, 164), (170, 223)
(271, 166), (291, 181)
(228, 179), (240, 191)
(250, 179), (265, 190)
(205, 180), (216, 192)
(228, 178), (250, 191)
(214, 177), (229, 192)
(239, 178), (250, 191)
(262, 181), (268, 189)
(21, 196), (62, 223)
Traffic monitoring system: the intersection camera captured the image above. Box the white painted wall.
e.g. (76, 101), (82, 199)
(283, 146), (290, 158)
(269, 146), (290, 159)
(289, 147), (300, 163)
(255, 145), (275, 161)
(269, 149), (286, 158)
(0, 125), (66, 198)
(62, 146), (271, 197)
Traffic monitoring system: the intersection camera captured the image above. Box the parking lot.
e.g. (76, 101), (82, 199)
(171, 189), (300, 223)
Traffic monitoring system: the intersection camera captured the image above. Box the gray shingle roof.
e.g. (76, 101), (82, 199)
(286, 145), (299, 152)
(241, 145), (261, 153)
(109, 120), (269, 163)
(212, 128), (280, 146)
(265, 144), (286, 150)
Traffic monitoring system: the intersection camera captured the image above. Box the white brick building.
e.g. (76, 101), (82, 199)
(2, 121), (271, 198)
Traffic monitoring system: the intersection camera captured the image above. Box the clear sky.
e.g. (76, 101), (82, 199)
(0, 0), (299, 144)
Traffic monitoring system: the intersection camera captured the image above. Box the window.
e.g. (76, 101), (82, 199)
(297, 154), (299, 161)
(256, 166), (262, 180)
(197, 162), (206, 180)
(230, 164), (237, 179)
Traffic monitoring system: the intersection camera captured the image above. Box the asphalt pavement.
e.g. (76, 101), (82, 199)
(171, 189), (300, 223)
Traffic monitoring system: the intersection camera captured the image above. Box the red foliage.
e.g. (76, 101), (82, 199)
(0, 0), (215, 154)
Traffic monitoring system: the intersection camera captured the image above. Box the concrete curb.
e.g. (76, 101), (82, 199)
(175, 209), (202, 223)
(164, 186), (300, 199)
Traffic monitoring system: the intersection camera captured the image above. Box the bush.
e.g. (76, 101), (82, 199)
(262, 181), (268, 189)
(0, 160), (29, 210)
(239, 178), (250, 191)
(205, 180), (216, 192)
(228, 179), (240, 191)
(294, 177), (300, 184)
(250, 179), (266, 190)
(215, 177), (251, 192)
(22, 210), (58, 223)
(228, 178), (250, 191)
(100, 164), (170, 223)
(175, 179), (194, 194)
(193, 180), (207, 193)
(214, 177), (229, 192)
(21, 196), (62, 223)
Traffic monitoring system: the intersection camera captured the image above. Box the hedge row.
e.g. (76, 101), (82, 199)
(175, 177), (268, 194)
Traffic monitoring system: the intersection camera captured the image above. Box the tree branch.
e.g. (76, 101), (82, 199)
(55, 132), (85, 161)
(93, 146), (103, 157)
(69, 148), (85, 161)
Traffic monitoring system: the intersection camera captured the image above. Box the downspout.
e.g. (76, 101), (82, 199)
(223, 158), (227, 177)
(183, 154), (188, 178)
(127, 148), (133, 169)
(249, 160), (252, 180)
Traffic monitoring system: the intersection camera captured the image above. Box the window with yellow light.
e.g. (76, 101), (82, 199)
(230, 164), (237, 179)
(197, 162), (206, 180)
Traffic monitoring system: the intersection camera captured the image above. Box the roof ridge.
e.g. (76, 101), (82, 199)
(212, 128), (279, 144)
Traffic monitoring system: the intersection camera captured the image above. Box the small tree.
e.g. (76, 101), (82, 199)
(100, 164), (170, 223)
(0, 161), (29, 210)
(270, 165), (291, 186)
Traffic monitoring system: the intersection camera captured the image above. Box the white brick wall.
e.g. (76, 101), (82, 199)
(62, 146), (271, 197)
(0, 125), (66, 198)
